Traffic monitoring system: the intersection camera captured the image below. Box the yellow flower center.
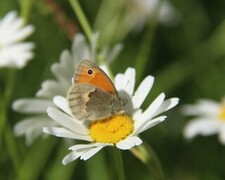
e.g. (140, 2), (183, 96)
(218, 104), (225, 121)
(89, 114), (134, 144)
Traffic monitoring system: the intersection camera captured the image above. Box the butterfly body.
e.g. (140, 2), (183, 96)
(67, 60), (126, 121)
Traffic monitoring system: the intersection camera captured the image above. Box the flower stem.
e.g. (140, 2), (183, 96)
(4, 122), (21, 174)
(0, 69), (16, 132)
(0, 101), (6, 148)
(69, 0), (92, 42)
(0, 97), (20, 175)
(4, 69), (16, 106)
(145, 144), (165, 180)
(19, 0), (33, 21)
(0, 69), (21, 174)
(131, 144), (165, 180)
(112, 148), (125, 180)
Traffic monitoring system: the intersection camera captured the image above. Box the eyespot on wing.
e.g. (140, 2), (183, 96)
(73, 59), (117, 94)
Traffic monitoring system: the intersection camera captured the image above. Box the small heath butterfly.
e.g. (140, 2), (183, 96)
(67, 59), (127, 121)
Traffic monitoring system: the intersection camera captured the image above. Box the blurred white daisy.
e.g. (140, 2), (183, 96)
(125, 0), (179, 29)
(0, 11), (35, 68)
(183, 98), (225, 144)
(43, 68), (179, 165)
(13, 33), (122, 145)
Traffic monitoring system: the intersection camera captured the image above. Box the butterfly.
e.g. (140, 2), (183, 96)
(67, 59), (127, 121)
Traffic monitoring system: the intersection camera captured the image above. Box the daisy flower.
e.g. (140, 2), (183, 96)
(43, 67), (179, 165)
(125, 0), (179, 29)
(183, 98), (225, 144)
(13, 33), (122, 145)
(0, 11), (34, 68)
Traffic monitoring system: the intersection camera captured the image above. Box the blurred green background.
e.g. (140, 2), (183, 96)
(1, 0), (225, 179)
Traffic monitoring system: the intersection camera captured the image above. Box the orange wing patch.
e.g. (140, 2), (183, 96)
(74, 60), (117, 94)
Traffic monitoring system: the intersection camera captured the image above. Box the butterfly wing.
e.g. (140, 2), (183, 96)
(74, 59), (117, 94)
(67, 83), (122, 120)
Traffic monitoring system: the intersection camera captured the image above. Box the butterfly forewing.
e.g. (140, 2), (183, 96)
(74, 60), (117, 94)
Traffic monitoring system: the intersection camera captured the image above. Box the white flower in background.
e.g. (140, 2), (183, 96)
(43, 68), (179, 164)
(183, 98), (225, 144)
(0, 11), (34, 68)
(125, 0), (179, 29)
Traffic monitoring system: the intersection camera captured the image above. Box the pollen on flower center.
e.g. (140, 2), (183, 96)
(218, 104), (225, 121)
(89, 114), (134, 144)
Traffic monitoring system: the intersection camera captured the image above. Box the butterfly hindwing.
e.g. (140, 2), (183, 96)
(68, 83), (122, 120)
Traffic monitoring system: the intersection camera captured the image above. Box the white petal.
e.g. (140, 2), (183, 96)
(71, 33), (91, 64)
(14, 115), (54, 136)
(134, 116), (166, 134)
(116, 136), (142, 150)
(90, 32), (98, 60)
(43, 127), (92, 141)
(36, 80), (67, 97)
(53, 96), (73, 116)
(154, 97), (179, 116)
(14, 115), (55, 145)
(114, 74), (124, 91)
(218, 125), (225, 145)
(124, 68), (136, 95)
(15, 24), (34, 39)
(47, 107), (88, 135)
(132, 75), (154, 109)
(69, 142), (111, 151)
(182, 99), (220, 117)
(133, 109), (143, 120)
(80, 145), (105, 160)
(0, 42), (34, 68)
(0, 11), (17, 30)
(183, 118), (220, 139)
(114, 68), (135, 95)
(12, 99), (53, 113)
(0, 11), (26, 44)
(139, 93), (165, 122)
(7, 25), (34, 44)
(69, 144), (94, 151)
(50, 50), (74, 86)
(3, 42), (34, 57)
(62, 143), (108, 164)
(25, 129), (42, 146)
(62, 150), (84, 165)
